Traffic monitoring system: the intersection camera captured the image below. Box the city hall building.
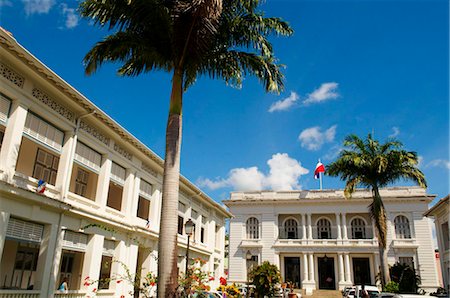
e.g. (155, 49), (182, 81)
(225, 187), (440, 295)
(0, 28), (231, 297)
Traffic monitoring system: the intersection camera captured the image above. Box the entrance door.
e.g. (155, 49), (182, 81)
(318, 257), (335, 290)
(353, 258), (371, 285)
(284, 257), (301, 288)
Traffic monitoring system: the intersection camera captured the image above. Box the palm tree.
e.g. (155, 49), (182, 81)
(79, 0), (293, 296)
(327, 134), (426, 288)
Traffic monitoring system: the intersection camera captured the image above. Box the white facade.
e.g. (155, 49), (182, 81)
(225, 187), (440, 295)
(425, 195), (450, 293)
(0, 28), (231, 297)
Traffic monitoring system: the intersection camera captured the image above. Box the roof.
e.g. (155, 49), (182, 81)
(424, 195), (449, 217)
(0, 27), (232, 218)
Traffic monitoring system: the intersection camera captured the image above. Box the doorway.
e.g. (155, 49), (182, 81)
(318, 256), (335, 290)
(284, 257), (301, 288)
(352, 258), (371, 285)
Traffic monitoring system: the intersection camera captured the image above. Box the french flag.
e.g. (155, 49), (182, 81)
(36, 180), (47, 193)
(314, 161), (325, 179)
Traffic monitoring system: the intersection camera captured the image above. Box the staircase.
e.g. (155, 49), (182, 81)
(307, 289), (342, 298)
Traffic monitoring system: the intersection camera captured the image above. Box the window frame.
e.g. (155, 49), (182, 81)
(246, 217), (260, 240)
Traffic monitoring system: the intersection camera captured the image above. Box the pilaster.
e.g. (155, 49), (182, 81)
(35, 223), (59, 296)
(344, 253), (351, 283)
(301, 213), (307, 240)
(342, 213), (348, 240)
(336, 213), (342, 240)
(0, 211), (10, 264)
(95, 155), (112, 209)
(81, 234), (104, 291)
(55, 131), (75, 199)
(307, 213), (312, 240)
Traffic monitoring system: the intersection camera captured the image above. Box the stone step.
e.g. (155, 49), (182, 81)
(308, 289), (342, 298)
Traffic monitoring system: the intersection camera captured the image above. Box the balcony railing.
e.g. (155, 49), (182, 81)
(0, 290), (40, 298)
(278, 226), (303, 239)
(391, 238), (418, 248)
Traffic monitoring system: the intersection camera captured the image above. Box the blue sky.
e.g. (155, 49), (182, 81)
(0, 0), (448, 206)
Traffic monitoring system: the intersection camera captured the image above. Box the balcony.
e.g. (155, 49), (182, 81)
(391, 238), (418, 248)
(240, 238), (262, 248)
(278, 226), (303, 240)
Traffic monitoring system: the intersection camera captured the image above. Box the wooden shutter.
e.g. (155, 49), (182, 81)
(0, 94), (11, 123)
(110, 162), (126, 184)
(62, 230), (88, 251)
(139, 179), (152, 198)
(24, 113), (64, 151)
(74, 142), (102, 172)
(6, 217), (43, 243)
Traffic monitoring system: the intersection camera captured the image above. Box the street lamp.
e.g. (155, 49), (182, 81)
(246, 250), (253, 298)
(185, 219), (195, 274)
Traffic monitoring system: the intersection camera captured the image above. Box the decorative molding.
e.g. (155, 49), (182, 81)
(141, 163), (158, 178)
(32, 88), (75, 122)
(113, 143), (132, 161)
(79, 120), (110, 146)
(0, 62), (24, 88)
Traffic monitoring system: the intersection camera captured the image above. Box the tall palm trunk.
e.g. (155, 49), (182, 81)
(157, 68), (183, 298)
(371, 186), (391, 288)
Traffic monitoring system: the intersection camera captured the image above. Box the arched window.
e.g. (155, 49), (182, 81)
(351, 218), (366, 239)
(317, 218), (331, 239)
(394, 215), (411, 239)
(246, 217), (259, 239)
(284, 219), (298, 239)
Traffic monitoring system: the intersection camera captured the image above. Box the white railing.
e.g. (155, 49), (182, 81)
(391, 238), (418, 247)
(0, 290), (40, 298)
(53, 290), (115, 298)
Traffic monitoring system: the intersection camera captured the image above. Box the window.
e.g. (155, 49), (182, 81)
(284, 218), (298, 239)
(0, 129), (4, 150)
(137, 180), (152, 220)
(191, 209), (198, 219)
(246, 217), (259, 239)
(24, 112), (64, 151)
(0, 94), (11, 124)
(399, 257), (414, 269)
(351, 218), (366, 239)
(215, 225), (221, 248)
(99, 255), (113, 289)
(201, 227), (205, 243)
(317, 218), (331, 239)
(442, 222), (449, 250)
(394, 215), (411, 239)
(178, 215), (184, 235)
(74, 168), (89, 197)
(107, 162), (125, 211)
(33, 148), (59, 185)
(74, 142), (101, 172)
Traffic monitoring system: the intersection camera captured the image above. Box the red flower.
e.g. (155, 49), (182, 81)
(116, 280), (122, 284)
(220, 277), (227, 285)
(92, 288), (97, 292)
(84, 276), (90, 280)
(150, 282), (156, 286)
(83, 282), (90, 286)
(120, 296), (125, 298)
(209, 276), (215, 281)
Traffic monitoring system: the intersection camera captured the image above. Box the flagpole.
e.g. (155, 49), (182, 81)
(319, 172), (323, 190)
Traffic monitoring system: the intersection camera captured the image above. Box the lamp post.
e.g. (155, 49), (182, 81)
(185, 219), (195, 274)
(246, 250), (252, 298)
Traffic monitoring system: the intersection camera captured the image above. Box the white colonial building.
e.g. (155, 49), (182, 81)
(425, 195), (449, 293)
(0, 27), (231, 297)
(225, 187), (440, 295)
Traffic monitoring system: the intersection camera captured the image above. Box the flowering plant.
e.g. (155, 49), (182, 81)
(178, 258), (216, 297)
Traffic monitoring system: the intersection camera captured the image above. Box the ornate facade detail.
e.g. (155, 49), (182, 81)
(32, 88), (75, 122)
(113, 143), (132, 161)
(0, 62), (24, 88)
(142, 163), (158, 178)
(79, 120), (110, 146)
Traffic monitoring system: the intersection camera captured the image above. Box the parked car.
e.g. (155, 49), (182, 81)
(375, 293), (396, 298)
(343, 286), (356, 297)
(346, 289), (356, 298)
(355, 285), (380, 298)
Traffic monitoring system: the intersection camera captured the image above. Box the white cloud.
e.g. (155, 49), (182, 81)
(60, 3), (79, 29)
(197, 153), (309, 191)
(0, 0), (12, 7)
(303, 82), (339, 105)
(426, 159), (450, 170)
(389, 126), (400, 138)
(268, 91), (299, 112)
(323, 144), (343, 161)
(298, 125), (337, 151)
(22, 0), (55, 15)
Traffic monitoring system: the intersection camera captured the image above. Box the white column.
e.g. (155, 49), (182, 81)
(0, 211), (10, 263)
(35, 223), (59, 296)
(150, 187), (162, 231)
(344, 253), (351, 283)
(0, 101), (28, 181)
(336, 213), (342, 240)
(122, 169), (136, 215)
(81, 234), (104, 291)
(301, 214), (307, 240)
(49, 225), (65, 294)
(342, 213), (348, 240)
(338, 253), (345, 283)
(130, 175), (141, 219)
(307, 213), (312, 240)
(308, 253), (315, 282)
(117, 241), (139, 295)
(55, 131), (75, 198)
(303, 253), (309, 282)
(95, 155), (112, 208)
(373, 252), (380, 286)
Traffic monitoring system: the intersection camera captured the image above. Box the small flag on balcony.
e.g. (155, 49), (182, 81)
(36, 180), (47, 193)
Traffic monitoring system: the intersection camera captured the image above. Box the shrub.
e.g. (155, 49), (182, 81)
(384, 281), (400, 293)
(249, 261), (281, 298)
(389, 262), (421, 294)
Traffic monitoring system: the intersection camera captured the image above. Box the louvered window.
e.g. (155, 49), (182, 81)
(246, 217), (259, 239)
(351, 218), (366, 239)
(103, 239), (116, 256)
(75, 142), (101, 172)
(139, 179), (152, 199)
(284, 219), (298, 239)
(74, 168), (89, 197)
(6, 217), (43, 243)
(0, 94), (11, 124)
(110, 162), (126, 184)
(62, 231), (88, 251)
(24, 112), (64, 151)
(33, 148), (59, 185)
(317, 218), (331, 239)
(394, 215), (411, 239)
